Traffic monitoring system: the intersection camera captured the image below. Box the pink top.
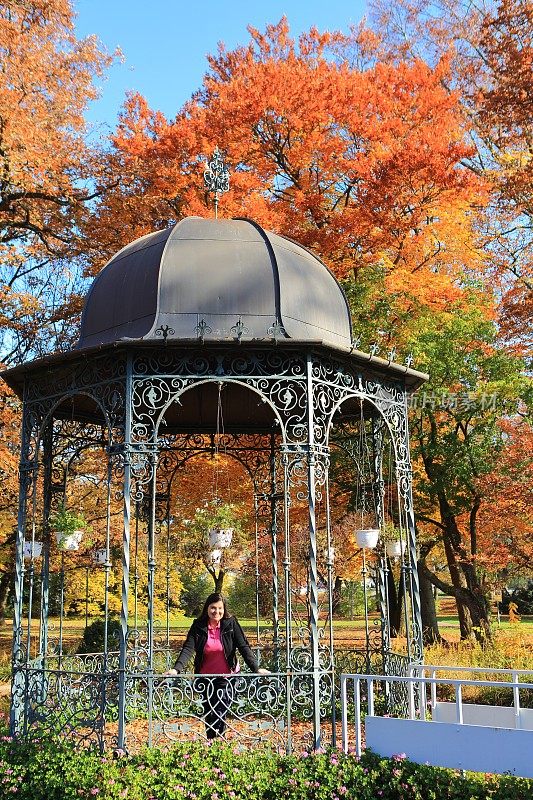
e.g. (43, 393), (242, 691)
(200, 624), (230, 674)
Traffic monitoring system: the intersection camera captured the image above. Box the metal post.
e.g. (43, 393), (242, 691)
(118, 354), (132, 749)
(165, 494), (171, 650)
(371, 416), (390, 670)
(281, 447), (292, 753)
(325, 473), (336, 746)
(306, 353), (321, 750)
(58, 552), (65, 668)
(270, 434), (280, 670)
(399, 460), (423, 662)
(11, 398), (32, 736)
(146, 452), (158, 748)
(362, 548), (371, 674)
(254, 494), (260, 646)
(39, 422), (53, 663)
(85, 567), (89, 631)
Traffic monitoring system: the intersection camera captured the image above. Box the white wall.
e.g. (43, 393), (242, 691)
(365, 716), (533, 778)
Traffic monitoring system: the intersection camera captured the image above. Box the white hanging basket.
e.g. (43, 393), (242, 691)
(93, 548), (107, 564)
(55, 530), (83, 551)
(386, 539), (405, 558)
(355, 528), (380, 549)
(208, 528), (233, 549)
(23, 541), (43, 559)
(209, 549), (222, 566)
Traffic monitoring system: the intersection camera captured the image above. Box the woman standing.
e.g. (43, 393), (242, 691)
(165, 593), (269, 739)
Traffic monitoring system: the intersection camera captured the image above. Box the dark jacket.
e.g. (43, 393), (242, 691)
(173, 616), (259, 674)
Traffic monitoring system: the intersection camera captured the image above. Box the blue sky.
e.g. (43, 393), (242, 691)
(75, 0), (369, 136)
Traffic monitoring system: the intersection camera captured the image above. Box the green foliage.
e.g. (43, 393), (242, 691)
(338, 581), (366, 618)
(49, 505), (87, 536)
(0, 737), (531, 800)
(188, 501), (243, 535)
(77, 618), (121, 654)
(381, 522), (403, 544)
(226, 574), (258, 618)
(178, 571), (212, 617)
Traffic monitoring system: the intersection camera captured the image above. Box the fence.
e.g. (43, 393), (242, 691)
(340, 666), (533, 778)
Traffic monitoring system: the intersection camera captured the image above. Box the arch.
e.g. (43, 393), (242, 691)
(34, 390), (114, 450)
(326, 390), (402, 464)
(152, 378), (286, 442)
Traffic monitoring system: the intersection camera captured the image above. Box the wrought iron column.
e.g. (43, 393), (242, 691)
(146, 450), (158, 748)
(118, 356), (132, 749)
(306, 354), (322, 750)
(38, 422), (53, 663)
(269, 433), (280, 670)
(10, 396), (33, 735)
(398, 394), (423, 662)
(371, 416), (391, 663)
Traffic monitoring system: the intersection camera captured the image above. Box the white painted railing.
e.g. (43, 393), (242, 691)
(408, 663), (533, 726)
(341, 665), (533, 774)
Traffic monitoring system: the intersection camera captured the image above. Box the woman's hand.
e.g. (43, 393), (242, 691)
(257, 667), (271, 675)
(163, 668), (178, 677)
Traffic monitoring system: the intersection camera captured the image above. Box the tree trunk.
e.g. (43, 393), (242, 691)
(419, 559), (492, 646)
(207, 567), (225, 594)
(332, 576), (343, 614)
(214, 570), (225, 594)
(387, 562), (404, 637)
(442, 533), (474, 639)
(417, 560), (443, 645)
(0, 570), (12, 625)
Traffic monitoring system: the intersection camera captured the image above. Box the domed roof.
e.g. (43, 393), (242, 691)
(76, 217), (353, 351)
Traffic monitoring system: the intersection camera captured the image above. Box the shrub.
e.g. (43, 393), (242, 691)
(178, 571), (213, 617)
(77, 618), (121, 654)
(0, 738), (532, 800)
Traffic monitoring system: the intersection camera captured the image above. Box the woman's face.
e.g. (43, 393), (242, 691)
(207, 600), (225, 624)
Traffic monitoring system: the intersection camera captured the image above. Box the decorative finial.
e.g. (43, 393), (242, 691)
(203, 146), (230, 219)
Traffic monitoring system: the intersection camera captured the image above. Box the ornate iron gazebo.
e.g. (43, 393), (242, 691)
(3, 215), (427, 752)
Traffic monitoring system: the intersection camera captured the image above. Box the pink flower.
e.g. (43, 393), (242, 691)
(392, 752), (407, 761)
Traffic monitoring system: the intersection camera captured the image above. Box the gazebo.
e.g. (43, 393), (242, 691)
(3, 215), (427, 752)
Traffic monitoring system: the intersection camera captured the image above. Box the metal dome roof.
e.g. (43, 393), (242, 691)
(76, 217), (353, 351)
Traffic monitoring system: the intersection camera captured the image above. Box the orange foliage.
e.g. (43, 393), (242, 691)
(0, 0), (114, 362)
(368, 0), (533, 348)
(476, 418), (533, 574)
(91, 19), (484, 324)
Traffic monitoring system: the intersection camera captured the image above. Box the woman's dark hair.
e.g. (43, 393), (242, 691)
(197, 593), (231, 623)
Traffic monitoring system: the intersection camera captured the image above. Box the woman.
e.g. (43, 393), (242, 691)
(165, 593), (269, 739)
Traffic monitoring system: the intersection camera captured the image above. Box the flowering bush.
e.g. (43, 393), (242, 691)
(0, 735), (531, 800)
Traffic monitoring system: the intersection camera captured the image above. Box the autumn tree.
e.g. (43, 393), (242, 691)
(0, 0), (114, 364)
(90, 19), (483, 325)
(369, 0), (533, 349)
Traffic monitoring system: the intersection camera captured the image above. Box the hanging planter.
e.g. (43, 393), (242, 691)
(208, 528), (233, 549)
(355, 528), (380, 549)
(56, 530), (84, 551)
(23, 541), (42, 559)
(385, 539), (405, 558)
(382, 523), (405, 558)
(50, 505), (88, 552)
(93, 548), (107, 565)
(189, 501), (242, 550)
(209, 548), (223, 566)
